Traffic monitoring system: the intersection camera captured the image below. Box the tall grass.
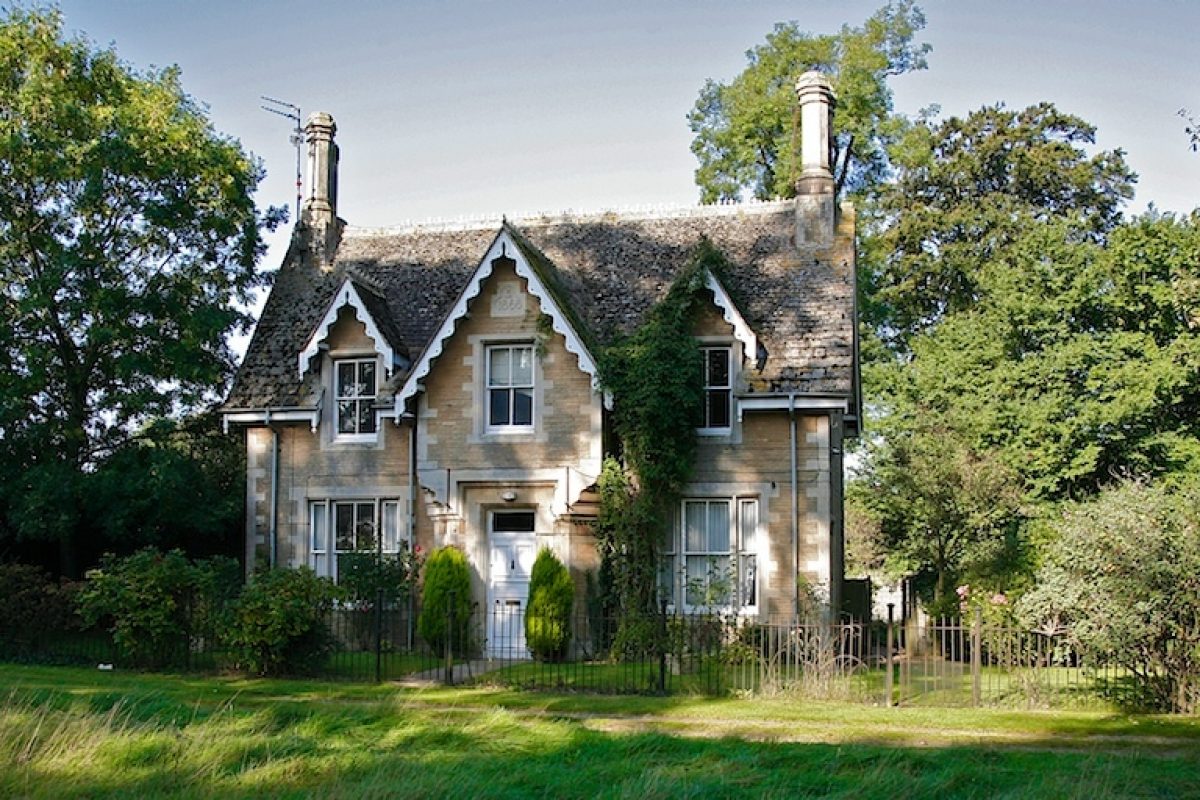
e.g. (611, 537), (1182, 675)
(1, 666), (1198, 799)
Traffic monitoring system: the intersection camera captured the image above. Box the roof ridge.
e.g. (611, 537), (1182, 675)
(342, 198), (793, 238)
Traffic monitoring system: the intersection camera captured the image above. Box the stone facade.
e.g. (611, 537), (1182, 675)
(227, 77), (857, 635)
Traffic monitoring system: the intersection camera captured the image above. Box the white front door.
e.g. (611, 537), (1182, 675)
(487, 510), (537, 657)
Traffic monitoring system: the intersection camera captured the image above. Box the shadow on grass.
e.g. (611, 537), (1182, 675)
(6, 705), (1199, 800)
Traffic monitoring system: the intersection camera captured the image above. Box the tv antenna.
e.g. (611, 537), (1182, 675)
(261, 96), (302, 221)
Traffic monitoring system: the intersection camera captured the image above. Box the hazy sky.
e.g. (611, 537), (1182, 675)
(53, 1), (1200, 281)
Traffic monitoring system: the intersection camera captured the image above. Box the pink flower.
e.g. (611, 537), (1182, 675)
(956, 584), (970, 598)
(990, 592), (1008, 606)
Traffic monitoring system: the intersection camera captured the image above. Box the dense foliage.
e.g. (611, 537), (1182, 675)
(1018, 481), (1200, 713)
(0, 8), (280, 574)
(223, 566), (340, 676)
(525, 548), (574, 661)
(417, 547), (474, 657)
(0, 562), (78, 652)
(595, 241), (730, 622)
(76, 548), (239, 668)
(688, 1), (929, 202)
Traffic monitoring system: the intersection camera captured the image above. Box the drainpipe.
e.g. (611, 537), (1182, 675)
(789, 394), (799, 618)
(269, 425), (280, 570)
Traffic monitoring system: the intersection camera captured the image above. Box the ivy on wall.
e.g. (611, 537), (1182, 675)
(594, 239), (733, 619)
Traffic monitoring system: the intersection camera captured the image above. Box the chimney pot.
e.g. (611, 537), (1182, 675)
(303, 112), (338, 227)
(302, 112), (340, 269)
(794, 71), (836, 247)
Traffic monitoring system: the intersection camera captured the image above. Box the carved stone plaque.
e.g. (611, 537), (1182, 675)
(490, 281), (525, 318)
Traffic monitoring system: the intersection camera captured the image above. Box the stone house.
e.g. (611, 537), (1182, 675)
(222, 72), (859, 653)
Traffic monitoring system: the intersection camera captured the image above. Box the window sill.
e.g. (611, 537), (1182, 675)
(332, 433), (379, 446)
(695, 427), (733, 437)
(482, 426), (536, 437)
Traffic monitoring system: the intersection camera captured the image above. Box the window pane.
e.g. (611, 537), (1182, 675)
(489, 388), (510, 426)
(685, 556), (706, 606)
(337, 362), (356, 396)
(355, 503), (375, 551)
(338, 401), (356, 433)
(359, 361), (376, 395)
(740, 554), (757, 607)
(357, 400), (375, 433)
(312, 553), (328, 578)
(684, 502), (706, 552)
(511, 347), (533, 385)
(335, 504), (354, 551)
(739, 500), (758, 551)
(707, 349), (729, 387)
(489, 347), (510, 387)
(706, 389), (730, 428)
(493, 511), (535, 532)
(513, 388), (533, 425)
(709, 556), (732, 604)
(381, 501), (398, 552)
(707, 501), (730, 552)
(311, 504), (327, 553)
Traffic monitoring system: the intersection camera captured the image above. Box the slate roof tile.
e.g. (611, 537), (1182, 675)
(225, 201), (857, 413)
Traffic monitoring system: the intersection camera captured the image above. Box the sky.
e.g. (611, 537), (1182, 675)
(52, 0), (1200, 344)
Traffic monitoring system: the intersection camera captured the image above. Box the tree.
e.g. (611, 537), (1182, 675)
(0, 9), (281, 573)
(851, 103), (1200, 607)
(870, 102), (1135, 347)
(848, 416), (1024, 612)
(688, 1), (930, 203)
(1018, 480), (1200, 713)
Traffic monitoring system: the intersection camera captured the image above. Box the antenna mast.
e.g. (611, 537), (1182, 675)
(260, 96), (302, 222)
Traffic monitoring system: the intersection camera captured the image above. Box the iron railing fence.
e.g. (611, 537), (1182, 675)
(0, 600), (1169, 709)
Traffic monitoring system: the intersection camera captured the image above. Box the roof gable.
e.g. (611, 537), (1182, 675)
(298, 277), (405, 379)
(704, 270), (759, 364)
(394, 227), (604, 414)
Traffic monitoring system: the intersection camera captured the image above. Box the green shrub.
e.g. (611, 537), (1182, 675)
(0, 563), (79, 653)
(223, 567), (341, 676)
(76, 548), (238, 669)
(417, 547), (473, 657)
(525, 548), (573, 661)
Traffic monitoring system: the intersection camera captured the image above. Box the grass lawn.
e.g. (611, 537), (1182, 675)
(2, 664), (1198, 799)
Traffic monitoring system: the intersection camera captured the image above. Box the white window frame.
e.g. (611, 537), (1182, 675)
(334, 357), (379, 441)
(667, 496), (760, 614)
(485, 342), (535, 432)
(308, 498), (407, 582)
(698, 346), (732, 434)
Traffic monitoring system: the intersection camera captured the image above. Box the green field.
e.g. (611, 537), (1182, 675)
(2, 664), (1198, 799)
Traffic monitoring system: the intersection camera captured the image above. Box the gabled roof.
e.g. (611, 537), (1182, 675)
(225, 201), (858, 420)
(394, 226), (604, 413)
(297, 277), (408, 379)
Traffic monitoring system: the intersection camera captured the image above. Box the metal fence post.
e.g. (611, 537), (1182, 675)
(657, 600), (668, 695)
(971, 605), (982, 707)
(444, 590), (455, 686)
(885, 603), (895, 707)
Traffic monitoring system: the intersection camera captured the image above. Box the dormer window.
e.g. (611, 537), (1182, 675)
(487, 343), (534, 430)
(700, 346), (731, 431)
(335, 358), (377, 437)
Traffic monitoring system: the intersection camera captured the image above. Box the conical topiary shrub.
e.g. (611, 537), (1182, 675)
(417, 546), (473, 657)
(525, 548), (574, 661)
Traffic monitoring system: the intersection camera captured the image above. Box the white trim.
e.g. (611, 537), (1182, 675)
(222, 408), (320, 433)
(484, 342), (536, 432)
(705, 272), (757, 361)
(395, 229), (608, 415)
(698, 345), (733, 435)
(298, 278), (396, 379)
(737, 396), (849, 419)
(332, 357), (379, 441)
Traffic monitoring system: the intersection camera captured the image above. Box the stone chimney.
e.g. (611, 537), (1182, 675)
(794, 71), (836, 247)
(302, 112), (340, 269)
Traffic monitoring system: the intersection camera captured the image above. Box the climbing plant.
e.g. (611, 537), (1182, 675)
(595, 240), (734, 626)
